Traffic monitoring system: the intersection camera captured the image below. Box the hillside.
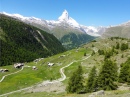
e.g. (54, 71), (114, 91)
(60, 33), (94, 49)
(0, 37), (130, 97)
(102, 26), (130, 38)
(0, 14), (65, 66)
(1, 11), (97, 49)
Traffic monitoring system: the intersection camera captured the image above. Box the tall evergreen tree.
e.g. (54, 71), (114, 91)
(116, 42), (120, 49)
(98, 59), (118, 90)
(86, 66), (97, 92)
(91, 50), (95, 56)
(127, 69), (130, 85)
(120, 43), (129, 51)
(104, 50), (113, 60)
(119, 58), (130, 83)
(98, 49), (104, 55)
(66, 65), (84, 94)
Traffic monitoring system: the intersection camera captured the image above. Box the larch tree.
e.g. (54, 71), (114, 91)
(119, 58), (130, 84)
(98, 59), (118, 90)
(66, 65), (84, 94)
(86, 66), (97, 92)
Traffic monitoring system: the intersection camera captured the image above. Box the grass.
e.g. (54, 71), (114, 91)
(0, 38), (130, 96)
(0, 65), (19, 79)
(0, 47), (92, 94)
(7, 90), (130, 97)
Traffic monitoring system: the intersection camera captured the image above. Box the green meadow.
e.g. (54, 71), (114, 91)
(0, 38), (130, 97)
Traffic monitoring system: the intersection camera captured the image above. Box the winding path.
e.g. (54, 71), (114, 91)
(0, 67), (24, 82)
(0, 55), (91, 97)
(59, 55), (91, 82)
(0, 66), (31, 83)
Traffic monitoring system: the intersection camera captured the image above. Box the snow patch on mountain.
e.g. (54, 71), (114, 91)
(2, 12), (28, 20)
(58, 10), (69, 21)
(120, 21), (130, 26)
(81, 25), (100, 36)
(58, 10), (80, 28)
(1, 10), (102, 37)
(46, 10), (80, 29)
(1, 12), (47, 25)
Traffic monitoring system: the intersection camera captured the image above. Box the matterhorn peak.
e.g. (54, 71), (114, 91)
(58, 10), (69, 21)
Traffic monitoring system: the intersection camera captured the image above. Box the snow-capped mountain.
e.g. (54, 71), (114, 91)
(58, 10), (80, 28)
(120, 21), (130, 26)
(46, 10), (102, 36)
(1, 10), (102, 37)
(1, 12), (47, 25)
(80, 25), (100, 36)
(2, 10), (130, 40)
(46, 10), (81, 30)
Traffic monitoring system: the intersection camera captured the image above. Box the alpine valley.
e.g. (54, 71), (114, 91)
(1, 10), (130, 65)
(1, 10), (130, 49)
(0, 10), (130, 97)
(1, 10), (105, 49)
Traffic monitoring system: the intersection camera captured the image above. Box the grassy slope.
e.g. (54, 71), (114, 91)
(0, 47), (91, 94)
(0, 38), (130, 96)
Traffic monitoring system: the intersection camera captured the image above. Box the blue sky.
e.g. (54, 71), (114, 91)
(0, 0), (130, 26)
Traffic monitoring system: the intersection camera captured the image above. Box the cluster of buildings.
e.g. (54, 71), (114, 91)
(0, 69), (9, 72)
(14, 63), (24, 68)
(0, 60), (56, 73)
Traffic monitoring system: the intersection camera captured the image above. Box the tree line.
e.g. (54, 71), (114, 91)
(66, 40), (129, 94)
(66, 57), (130, 94)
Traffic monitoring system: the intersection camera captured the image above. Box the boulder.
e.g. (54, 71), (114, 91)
(96, 90), (104, 95)
(89, 90), (105, 97)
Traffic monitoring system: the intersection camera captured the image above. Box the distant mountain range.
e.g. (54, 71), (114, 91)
(102, 22), (130, 38)
(0, 10), (130, 65)
(1, 10), (102, 49)
(1, 10), (102, 37)
(1, 10), (130, 50)
(1, 10), (130, 38)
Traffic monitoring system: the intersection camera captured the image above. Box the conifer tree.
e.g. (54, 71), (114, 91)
(98, 49), (104, 55)
(121, 54), (124, 58)
(84, 52), (86, 56)
(91, 50), (95, 56)
(104, 50), (113, 60)
(120, 43), (129, 51)
(116, 42), (120, 49)
(127, 70), (130, 85)
(86, 66), (97, 92)
(66, 65), (84, 94)
(98, 59), (118, 90)
(119, 58), (130, 83)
